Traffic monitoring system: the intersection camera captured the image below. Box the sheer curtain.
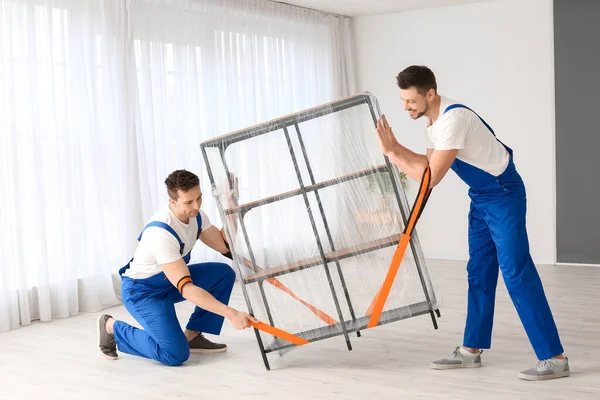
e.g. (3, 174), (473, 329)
(0, 0), (356, 332)
(130, 0), (357, 262)
(0, 0), (141, 332)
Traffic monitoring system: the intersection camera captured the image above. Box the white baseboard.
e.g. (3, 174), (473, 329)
(555, 262), (600, 267)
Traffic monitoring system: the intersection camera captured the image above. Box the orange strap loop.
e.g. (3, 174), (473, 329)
(366, 166), (432, 328)
(249, 320), (309, 346)
(266, 277), (338, 325)
(242, 258), (338, 326)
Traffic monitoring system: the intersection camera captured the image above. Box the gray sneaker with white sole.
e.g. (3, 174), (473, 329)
(518, 357), (570, 381)
(431, 346), (482, 369)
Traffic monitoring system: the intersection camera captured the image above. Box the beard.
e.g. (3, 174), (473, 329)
(409, 102), (430, 119)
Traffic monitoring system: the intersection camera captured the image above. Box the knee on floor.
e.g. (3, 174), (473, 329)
(162, 351), (190, 367)
(161, 343), (191, 367)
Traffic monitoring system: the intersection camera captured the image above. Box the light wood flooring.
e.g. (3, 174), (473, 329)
(1, 259), (599, 400)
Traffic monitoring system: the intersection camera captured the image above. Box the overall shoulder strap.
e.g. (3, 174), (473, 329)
(444, 103), (495, 135)
(138, 221), (185, 255)
(180, 214), (204, 265)
(195, 213), (203, 238)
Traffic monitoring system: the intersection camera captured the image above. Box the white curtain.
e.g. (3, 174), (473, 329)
(0, 0), (356, 332)
(130, 0), (357, 262)
(0, 0), (142, 332)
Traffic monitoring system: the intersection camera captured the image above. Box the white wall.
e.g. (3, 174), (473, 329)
(352, 0), (556, 264)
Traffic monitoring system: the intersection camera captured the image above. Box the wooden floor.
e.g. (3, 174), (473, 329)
(1, 259), (599, 400)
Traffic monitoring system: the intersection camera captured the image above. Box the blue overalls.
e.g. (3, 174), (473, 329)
(113, 213), (236, 366)
(444, 104), (564, 360)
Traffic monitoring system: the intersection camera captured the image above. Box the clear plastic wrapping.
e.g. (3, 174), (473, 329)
(200, 92), (440, 369)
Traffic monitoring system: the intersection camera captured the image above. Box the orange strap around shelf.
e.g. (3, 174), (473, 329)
(266, 277), (338, 325)
(365, 233), (411, 322)
(242, 258), (338, 326)
(249, 320), (309, 346)
(366, 166), (432, 328)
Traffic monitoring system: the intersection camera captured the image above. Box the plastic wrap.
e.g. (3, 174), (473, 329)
(200, 92), (440, 369)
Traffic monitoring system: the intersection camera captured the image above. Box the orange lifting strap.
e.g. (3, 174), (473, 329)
(249, 320), (309, 346)
(239, 259), (332, 346)
(366, 166), (433, 328)
(241, 258), (338, 326)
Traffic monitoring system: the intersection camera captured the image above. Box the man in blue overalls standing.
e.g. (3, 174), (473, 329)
(374, 65), (568, 381)
(96, 169), (256, 366)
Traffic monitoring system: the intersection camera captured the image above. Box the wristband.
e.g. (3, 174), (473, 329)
(176, 275), (193, 294)
(222, 251), (233, 260)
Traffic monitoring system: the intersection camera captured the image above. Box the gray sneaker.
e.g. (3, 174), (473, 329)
(431, 346), (482, 370)
(97, 314), (118, 360)
(188, 333), (227, 353)
(518, 357), (570, 381)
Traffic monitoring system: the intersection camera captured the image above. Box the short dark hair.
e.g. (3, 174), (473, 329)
(164, 169), (199, 200)
(396, 65), (437, 95)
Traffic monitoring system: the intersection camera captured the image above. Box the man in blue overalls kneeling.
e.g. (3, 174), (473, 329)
(96, 169), (256, 366)
(374, 65), (568, 381)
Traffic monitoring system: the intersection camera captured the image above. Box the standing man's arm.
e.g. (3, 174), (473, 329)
(375, 115), (457, 188)
(426, 148), (434, 161)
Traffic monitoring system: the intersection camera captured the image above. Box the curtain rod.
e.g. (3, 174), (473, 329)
(267, 0), (350, 18)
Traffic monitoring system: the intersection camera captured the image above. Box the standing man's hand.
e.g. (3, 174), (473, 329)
(376, 114), (400, 157)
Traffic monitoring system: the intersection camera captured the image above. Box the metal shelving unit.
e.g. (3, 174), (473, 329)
(200, 92), (439, 370)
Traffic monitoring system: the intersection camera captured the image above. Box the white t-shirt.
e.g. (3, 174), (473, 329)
(123, 204), (213, 279)
(426, 95), (510, 177)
